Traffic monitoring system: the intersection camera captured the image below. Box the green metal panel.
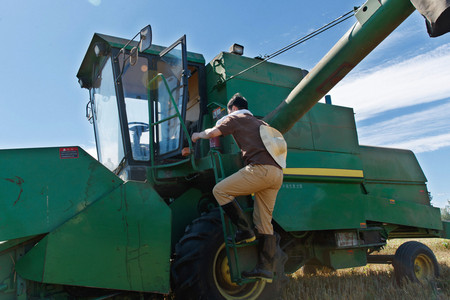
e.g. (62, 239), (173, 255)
(274, 182), (365, 231)
(285, 150), (364, 173)
(284, 103), (359, 154)
(363, 182), (431, 206)
(364, 195), (442, 230)
(274, 145), (442, 233)
(221, 53), (305, 88)
(206, 52), (307, 117)
(360, 146), (427, 182)
(170, 188), (202, 248)
(308, 104), (359, 154)
(284, 115), (314, 150)
(359, 145), (435, 227)
(16, 181), (171, 293)
(271, 150), (365, 231)
(15, 240), (47, 283)
(329, 248), (367, 269)
(228, 80), (292, 117)
(441, 221), (450, 239)
(0, 147), (122, 241)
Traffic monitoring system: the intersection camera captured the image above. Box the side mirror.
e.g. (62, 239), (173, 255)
(139, 25), (152, 52)
(114, 25), (153, 81)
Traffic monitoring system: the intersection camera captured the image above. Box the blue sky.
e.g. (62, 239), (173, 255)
(0, 0), (449, 208)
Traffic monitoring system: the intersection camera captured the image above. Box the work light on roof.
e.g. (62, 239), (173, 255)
(229, 43), (244, 55)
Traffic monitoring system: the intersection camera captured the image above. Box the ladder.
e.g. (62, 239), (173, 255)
(210, 150), (258, 284)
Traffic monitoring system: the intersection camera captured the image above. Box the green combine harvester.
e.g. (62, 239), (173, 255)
(1, 0), (449, 299)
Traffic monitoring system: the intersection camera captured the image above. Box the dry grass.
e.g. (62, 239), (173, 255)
(281, 238), (450, 300)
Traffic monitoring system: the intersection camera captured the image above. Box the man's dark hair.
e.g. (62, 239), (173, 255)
(227, 93), (248, 110)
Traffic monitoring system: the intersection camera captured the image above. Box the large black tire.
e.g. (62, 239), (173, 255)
(171, 209), (287, 300)
(392, 241), (440, 284)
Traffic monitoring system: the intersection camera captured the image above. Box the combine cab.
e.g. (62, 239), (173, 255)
(0, 0), (449, 299)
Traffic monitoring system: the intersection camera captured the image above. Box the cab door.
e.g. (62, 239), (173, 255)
(150, 35), (189, 160)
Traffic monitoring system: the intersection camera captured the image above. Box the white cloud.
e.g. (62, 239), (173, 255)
(358, 100), (450, 149)
(389, 134), (450, 153)
(330, 44), (450, 153)
(332, 43), (450, 122)
(88, 0), (101, 6)
(358, 105), (450, 153)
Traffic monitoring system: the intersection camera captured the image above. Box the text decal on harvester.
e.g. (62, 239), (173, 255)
(60, 147), (79, 159)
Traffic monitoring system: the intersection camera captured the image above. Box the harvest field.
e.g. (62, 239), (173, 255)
(281, 238), (450, 300)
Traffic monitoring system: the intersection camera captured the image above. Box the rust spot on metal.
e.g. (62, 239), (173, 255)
(4, 176), (25, 205)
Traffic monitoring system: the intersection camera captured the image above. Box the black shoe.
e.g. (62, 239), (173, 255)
(227, 229), (256, 245)
(221, 201), (256, 245)
(233, 229), (256, 245)
(242, 267), (273, 282)
(242, 234), (276, 282)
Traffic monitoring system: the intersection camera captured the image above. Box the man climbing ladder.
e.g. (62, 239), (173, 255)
(191, 93), (287, 282)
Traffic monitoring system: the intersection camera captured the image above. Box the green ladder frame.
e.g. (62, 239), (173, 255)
(210, 149), (258, 285)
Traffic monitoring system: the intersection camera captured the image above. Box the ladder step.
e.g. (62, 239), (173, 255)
(226, 240), (258, 248)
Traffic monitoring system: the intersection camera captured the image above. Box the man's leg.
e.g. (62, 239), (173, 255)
(252, 187), (278, 235)
(242, 165), (283, 281)
(213, 165), (270, 244)
(252, 165), (283, 235)
(213, 165), (271, 205)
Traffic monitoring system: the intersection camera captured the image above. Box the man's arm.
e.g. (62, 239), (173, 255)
(191, 127), (222, 142)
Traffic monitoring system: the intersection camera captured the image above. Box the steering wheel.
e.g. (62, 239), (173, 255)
(129, 122), (150, 160)
(128, 122), (149, 134)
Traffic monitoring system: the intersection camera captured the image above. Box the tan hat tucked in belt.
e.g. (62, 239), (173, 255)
(259, 125), (287, 168)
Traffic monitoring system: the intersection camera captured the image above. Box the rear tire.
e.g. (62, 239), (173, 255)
(392, 241), (439, 284)
(171, 209), (287, 300)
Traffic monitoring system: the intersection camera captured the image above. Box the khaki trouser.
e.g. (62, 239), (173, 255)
(213, 164), (284, 235)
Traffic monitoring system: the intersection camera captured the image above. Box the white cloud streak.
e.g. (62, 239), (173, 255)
(330, 44), (450, 153)
(332, 43), (450, 121)
(357, 101), (450, 152)
(88, 0), (101, 6)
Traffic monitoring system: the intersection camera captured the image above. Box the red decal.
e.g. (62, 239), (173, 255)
(60, 147), (79, 159)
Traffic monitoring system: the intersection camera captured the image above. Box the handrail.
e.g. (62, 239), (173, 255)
(209, 149), (225, 182)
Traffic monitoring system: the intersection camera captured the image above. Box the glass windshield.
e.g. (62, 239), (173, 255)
(119, 41), (186, 163)
(122, 56), (150, 161)
(154, 43), (185, 156)
(92, 57), (125, 171)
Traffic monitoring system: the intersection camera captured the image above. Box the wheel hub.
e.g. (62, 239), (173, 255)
(213, 243), (266, 300)
(414, 254), (434, 282)
(219, 255), (239, 288)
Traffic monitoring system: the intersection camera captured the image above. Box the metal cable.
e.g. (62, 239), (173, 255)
(225, 9), (356, 83)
